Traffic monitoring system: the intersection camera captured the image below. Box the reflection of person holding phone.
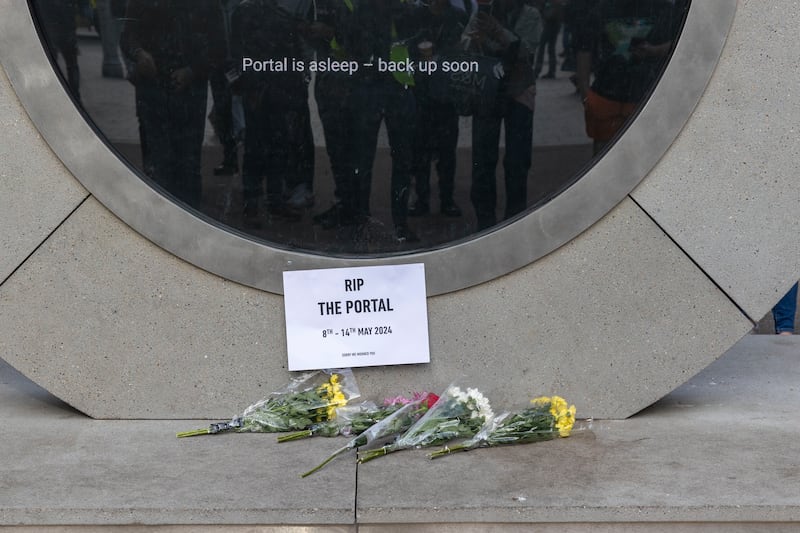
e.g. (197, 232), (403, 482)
(463, 0), (542, 231)
(121, 0), (226, 208)
(574, 0), (688, 154)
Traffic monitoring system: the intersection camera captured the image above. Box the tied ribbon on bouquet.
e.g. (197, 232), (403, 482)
(356, 384), (493, 464)
(429, 395), (576, 458)
(176, 369), (359, 438)
(300, 392), (439, 477)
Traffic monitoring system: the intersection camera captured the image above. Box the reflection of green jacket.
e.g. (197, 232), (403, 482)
(461, 4), (542, 97)
(341, 0), (416, 83)
(462, 4), (541, 59)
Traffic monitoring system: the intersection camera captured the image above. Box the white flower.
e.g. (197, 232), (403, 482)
(447, 386), (468, 404)
(466, 388), (493, 421)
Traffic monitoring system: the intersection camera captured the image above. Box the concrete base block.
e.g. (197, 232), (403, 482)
(0, 197), (751, 419)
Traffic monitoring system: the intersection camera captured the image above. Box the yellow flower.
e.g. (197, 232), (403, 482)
(321, 374), (346, 419)
(531, 396), (551, 407)
(552, 399), (576, 437)
(530, 395), (576, 437)
(327, 390), (348, 419)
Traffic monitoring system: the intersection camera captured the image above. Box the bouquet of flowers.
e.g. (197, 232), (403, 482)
(176, 369), (359, 438)
(356, 384), (493, 464)
(276, 401), (394, 442)
(428, 395), (576, 458)
(278, 392), (435, 443)
(301, 392), (438, 477)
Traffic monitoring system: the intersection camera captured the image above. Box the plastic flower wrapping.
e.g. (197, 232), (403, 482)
(428, 395), (576, 458)
(278, 392), (435, 443)
(176, 369), (359, 438)
(301, 392), (439, 477)
(356, 384), (493, 464)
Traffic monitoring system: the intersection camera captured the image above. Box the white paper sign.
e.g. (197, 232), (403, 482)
(283, 264), (430, 371)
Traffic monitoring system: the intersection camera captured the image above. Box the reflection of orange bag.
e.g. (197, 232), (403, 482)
(584, 89), (637, 142)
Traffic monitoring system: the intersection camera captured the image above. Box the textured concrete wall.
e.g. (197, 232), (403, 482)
(1, 0), (795, 419)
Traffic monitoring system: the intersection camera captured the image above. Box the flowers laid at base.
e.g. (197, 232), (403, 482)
(174, 367), (579, 475)
(428, 395), (576, 459)
(300, 392), (439, 477)
(277, 392), (435, 443)
(176, 369), (359, 438)
(356, 384), (493, 464)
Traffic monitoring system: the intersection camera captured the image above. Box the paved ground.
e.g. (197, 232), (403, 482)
(1, 333), (799, 530)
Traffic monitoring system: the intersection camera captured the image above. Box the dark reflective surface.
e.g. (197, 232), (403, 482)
(30, 0), (688, 256)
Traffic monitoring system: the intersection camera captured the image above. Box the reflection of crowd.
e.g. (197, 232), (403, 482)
(35, 0), (688, 245)
(572, 0), (690, 154)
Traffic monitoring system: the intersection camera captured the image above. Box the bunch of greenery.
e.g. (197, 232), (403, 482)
(176, 369), (358, 438)
(428, 395), (576, 459)
(356, 385), (493, 464)
(300, 393), (438, 477)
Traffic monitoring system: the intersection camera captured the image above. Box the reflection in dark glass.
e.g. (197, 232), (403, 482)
(29, 0), (689, 256)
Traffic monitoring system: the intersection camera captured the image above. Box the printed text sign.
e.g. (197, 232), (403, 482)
(283, 264), (430, 370)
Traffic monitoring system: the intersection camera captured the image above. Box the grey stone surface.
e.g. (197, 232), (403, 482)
(356, 334), (800, 526)
(355, 197), (754, 419)
(1, 334), (798, 529)
(0, 196), (752, 419)
(0, 359), (355, 526)
(0, 197), (291, 419)
(0, 65), (87, 282)
(631, 0), (800, 322)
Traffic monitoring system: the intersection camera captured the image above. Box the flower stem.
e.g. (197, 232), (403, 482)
(428, 444), (470, 459)
(277, 430), (313, 443)
(301, 445), (352, 478)
(176, 428), (211, 438)
(356, 445), (394, 464)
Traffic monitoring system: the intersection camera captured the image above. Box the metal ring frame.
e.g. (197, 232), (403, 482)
(0, 1), (735, 295)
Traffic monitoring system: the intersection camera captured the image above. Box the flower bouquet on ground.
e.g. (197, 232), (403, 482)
(428, 395), (576, 459)
(176, 369), (359, 438)
(301, 392), (439, 477)
(356, 384), (493, 464)
(278, 393), (432, 443)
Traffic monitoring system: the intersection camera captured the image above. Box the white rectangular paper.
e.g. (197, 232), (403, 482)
(283, 264), (430, 371)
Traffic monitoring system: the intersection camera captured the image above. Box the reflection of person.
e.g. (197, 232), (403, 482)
(772, 282), (798, 335)
(96, 0), (126, 78)
(309, 0), (357, 229)
(532, 0), (563, 79)
(342, 0), (419, 242)
(208, 0), (244, 177)
(463, 0), (541, 231)
(407, 0), (467, 218)
(121, 0), (226, 208)
(574, 0), (688, 154)
(230, 0), (312, 224)
(37, 0), (82, 102)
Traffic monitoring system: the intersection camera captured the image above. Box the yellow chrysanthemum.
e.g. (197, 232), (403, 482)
(551, 397), (576, 437)
(327, 390), (347, 419)
(531, 396), (551, 407)
(530, 395), (576, 437)
(321, 374), (346, 419)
